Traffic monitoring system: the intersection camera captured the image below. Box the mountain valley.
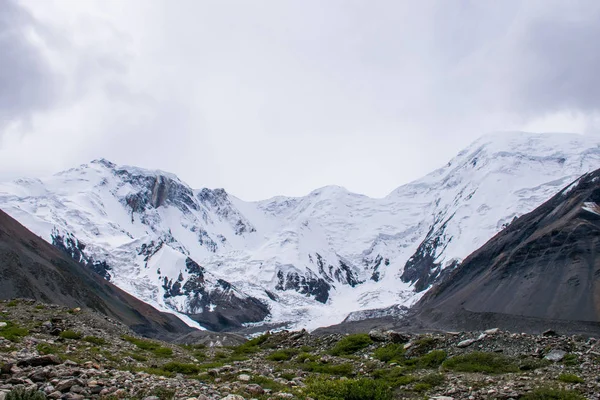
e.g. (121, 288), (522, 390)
(1, 132), (600, 331)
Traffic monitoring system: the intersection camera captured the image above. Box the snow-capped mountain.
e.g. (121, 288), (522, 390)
(1, 132), (599, 330)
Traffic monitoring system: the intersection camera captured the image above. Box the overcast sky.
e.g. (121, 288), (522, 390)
(1, 0), (599, 200)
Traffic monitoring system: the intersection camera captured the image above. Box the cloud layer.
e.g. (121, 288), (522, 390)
(1, 0), (599, 199)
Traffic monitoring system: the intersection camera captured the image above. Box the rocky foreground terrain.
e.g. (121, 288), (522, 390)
(1, 300), (598, 400)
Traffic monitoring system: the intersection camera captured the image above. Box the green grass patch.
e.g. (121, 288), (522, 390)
(330, 334), (372, 356)
(0, 322), (29, 342)
(558, 374), (584, 384)
(197, 361), (226, 370)
(413, 382), (432, 392)
(302, 362), (355, 377)
(279, 372), (297, 381)
(371, 368), (416, 387)
(162, 362), (201, 375)
(122, 335), (172, 357)
(6, 300), (18, 307)
(305, 377), (392, 400)
(250, 376), (288, 392)
(267, 349), (300, 361)
(152, 347), (173, 357)
(562, 354), (579, 366)
(230, 332), (271, 355)
(83, 336), (106, 345)
(521, 387), (585, 400)
(36, 343), (63, 355)
(122, 335), (161, 350)
(59, 330), (82, 340)
(442, 352), (519, 374)
(413, 350), (447, 369)
(373, 343), (405, 363)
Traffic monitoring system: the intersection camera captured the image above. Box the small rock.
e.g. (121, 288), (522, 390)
(484, 328), (499, 335)
(430, 397), (454, 400)
(387, 330), (410, 343)
(275, 393), (294, 399)
(238, 374), (251, 382)
(457, 339), (477, 348)
(220, 395), (245, 400)
(545, 349), (567, 362)
(245, 384), (264, 395)
(369, 329), (388, 342)
(0, 322), (7, 328)
(17, 355), (62, 367)
(55, 378), (81, 392)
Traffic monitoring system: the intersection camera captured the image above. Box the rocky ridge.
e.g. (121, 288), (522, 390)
(0, 300), (598, 400)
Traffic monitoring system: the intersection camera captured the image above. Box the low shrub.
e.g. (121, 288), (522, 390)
(305, 377), (392, 400)
(558, 374), (584, 384)
(371, 368), (415, 387)
(122, 335), (172, 357)
(267, 349), (299, 361)
(413, 382), (431, 392)
(330, 334), (372, 356)
(415, 350), (447, 368)
(162, 362), (201, 375)
(83, 336), (106, 345)
(521, 387), (585, 400)
(59, 330), (82, 340)
(152, 347), (173, 357)
(5, 388), (46, 400)
(0, 322), (29, 342)
(562, 354), (579, 366)
(373, 343), (405, 363)
(443, 352), (519, 373)
(302, 362), (354, 377)
(36, 343), (62, 355)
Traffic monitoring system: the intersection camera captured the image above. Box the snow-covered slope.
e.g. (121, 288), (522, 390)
(1, 132), (599, 330)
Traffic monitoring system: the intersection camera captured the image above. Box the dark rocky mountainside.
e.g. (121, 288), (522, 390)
(413, 168), (600, 333)
(0, 209), (193, 340)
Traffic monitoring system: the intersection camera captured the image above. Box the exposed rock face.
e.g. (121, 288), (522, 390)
(415, 168), (600, 330)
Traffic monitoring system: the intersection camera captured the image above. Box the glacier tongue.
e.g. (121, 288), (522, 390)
(1, 132), (599, 331)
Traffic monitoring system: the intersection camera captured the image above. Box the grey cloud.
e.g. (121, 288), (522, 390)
(511, 3), (600, 115)
(0, 0), (59, 127)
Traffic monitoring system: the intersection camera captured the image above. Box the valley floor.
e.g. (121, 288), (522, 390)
(0, 300), (598, 400)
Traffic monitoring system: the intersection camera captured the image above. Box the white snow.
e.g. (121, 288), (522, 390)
(0, 132), (599, 331)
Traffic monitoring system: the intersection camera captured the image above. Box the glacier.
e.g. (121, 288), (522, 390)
(1, 132), (599, 331)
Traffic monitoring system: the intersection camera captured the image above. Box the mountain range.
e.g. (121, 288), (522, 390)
(1, 132), (599, 331)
